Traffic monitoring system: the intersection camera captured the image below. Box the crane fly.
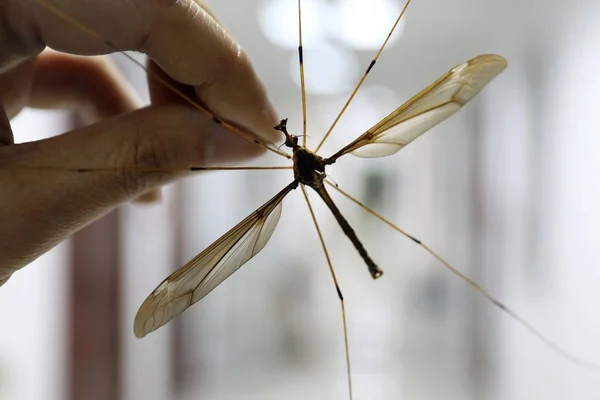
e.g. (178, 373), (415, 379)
(134, 52), (507, 334)
(33, 0), (600, 397)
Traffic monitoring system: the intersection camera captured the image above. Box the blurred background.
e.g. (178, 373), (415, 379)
(3, 0), (600, 398)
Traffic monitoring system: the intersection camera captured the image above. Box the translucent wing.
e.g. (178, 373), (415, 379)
(327, 54), (507, 161)
(134, 181), (297, 338)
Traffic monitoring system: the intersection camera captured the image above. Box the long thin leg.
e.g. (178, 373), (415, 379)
(300, 185), (353, 400)
(325, 180), (600, 372)
(297, 0), (308, 147)
(314, 0), (413, 154)
(35, 0), (291, 160)
(8, 165), (293, 173)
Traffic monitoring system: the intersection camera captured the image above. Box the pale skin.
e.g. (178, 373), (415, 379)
(0, 0), (280, 285)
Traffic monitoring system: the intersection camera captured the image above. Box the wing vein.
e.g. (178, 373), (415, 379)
(133, 180), (298, 337)
(326, 54), (507, 162)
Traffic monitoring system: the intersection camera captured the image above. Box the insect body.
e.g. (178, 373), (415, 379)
(276, 117), (383, 279)
(133, 54), (509, 339)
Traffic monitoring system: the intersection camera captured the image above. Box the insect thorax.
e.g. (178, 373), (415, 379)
(293, 147), (326, 188)
(273, 118), (326, 188)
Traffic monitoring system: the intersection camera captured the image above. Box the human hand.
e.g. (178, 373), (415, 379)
(0, 0), (280, 285)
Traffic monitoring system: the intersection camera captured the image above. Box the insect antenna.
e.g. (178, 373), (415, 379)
(314, 0), (413, 153)
(325, 180), (600, 372)
(301, 185), (353, 399)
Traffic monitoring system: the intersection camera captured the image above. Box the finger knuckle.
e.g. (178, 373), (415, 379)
(116, 122), (172, 198)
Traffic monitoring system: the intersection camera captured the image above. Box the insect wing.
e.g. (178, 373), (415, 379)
(134, 181), (297, 338)
(329, 54), (507, 160)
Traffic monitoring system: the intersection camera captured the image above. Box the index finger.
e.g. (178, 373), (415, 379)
(25, 0), (279, 142)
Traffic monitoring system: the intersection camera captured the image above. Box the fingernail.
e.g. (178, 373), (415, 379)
(254, 91), (281, 143)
